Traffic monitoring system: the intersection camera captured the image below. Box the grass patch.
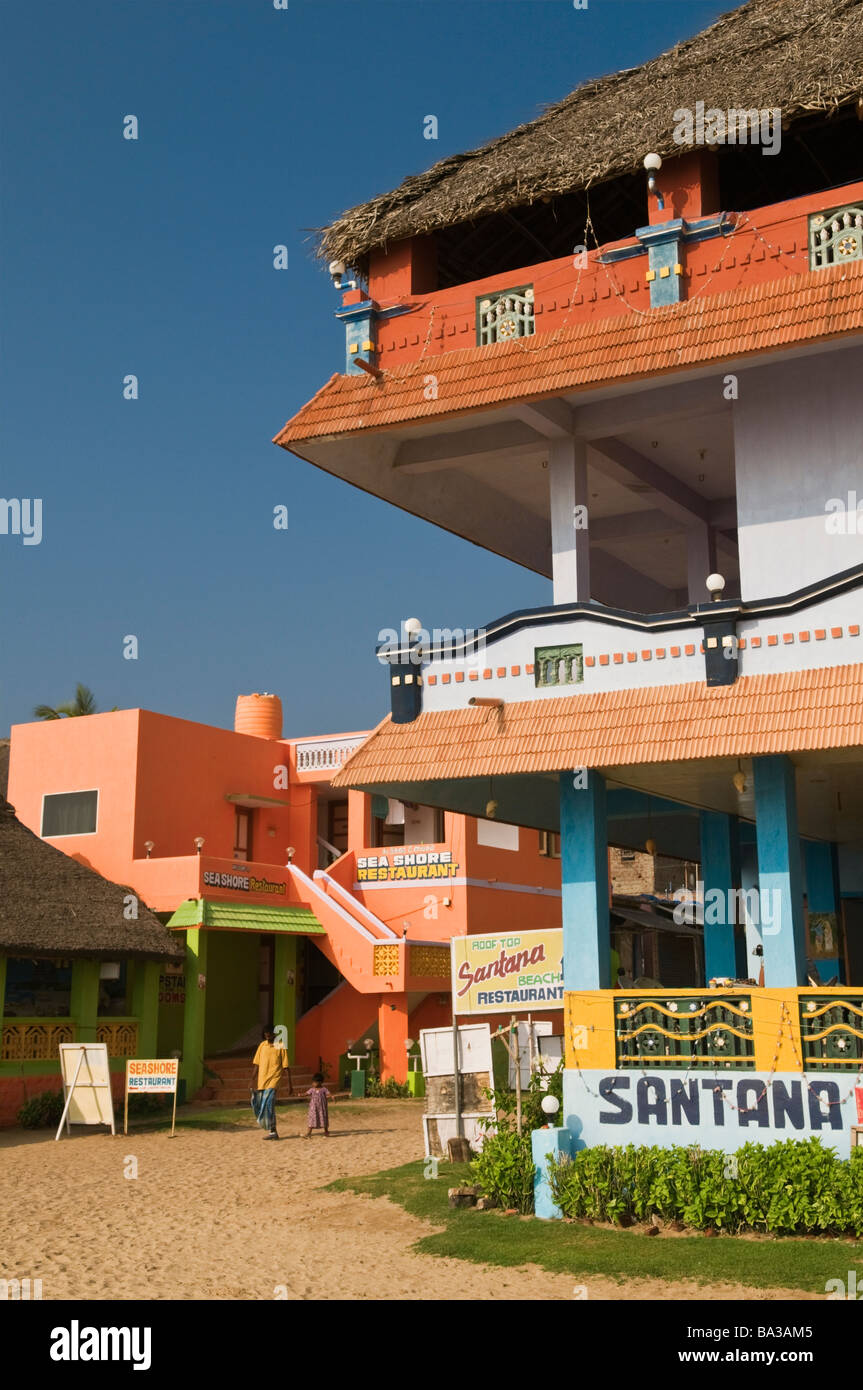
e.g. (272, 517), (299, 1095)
(328, 1160), (863, 1293)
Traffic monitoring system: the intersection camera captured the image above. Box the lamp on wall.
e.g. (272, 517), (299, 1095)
(643, 151), (663, 199)
(286, 846), (295, 863)
(194, 836), (205, 855)
(706, 572), (726, 602)
(144, 840), (154, 859)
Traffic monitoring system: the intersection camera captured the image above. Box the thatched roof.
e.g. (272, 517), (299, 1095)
(321, 0), (863, 271)
(0, 794), (185, 962)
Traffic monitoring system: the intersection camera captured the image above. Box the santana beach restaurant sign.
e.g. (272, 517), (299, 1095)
(452, 929), (564, 1015)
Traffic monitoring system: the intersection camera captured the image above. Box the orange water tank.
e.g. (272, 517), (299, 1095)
(234, 692), (283, 740)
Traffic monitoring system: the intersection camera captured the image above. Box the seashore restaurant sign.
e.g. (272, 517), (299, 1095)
(452, 928), (564, 1015)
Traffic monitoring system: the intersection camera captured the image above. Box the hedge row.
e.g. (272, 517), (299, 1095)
(547, 1138), (863, 1236)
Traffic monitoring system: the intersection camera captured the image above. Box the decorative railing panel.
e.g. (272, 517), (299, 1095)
(799, 996), (863, 1067)
(97, 1022), (139, 1058)
(1, 1020), (76, 1061)
(615, 995), (755, 1069)
(476, 285), (534, 345)
(295, 737), (365, 772)
(809, 206), (863, 270)
(373, 943), (401, 977)
(409, 945), (450, 978)
(534, 643), (584, 688)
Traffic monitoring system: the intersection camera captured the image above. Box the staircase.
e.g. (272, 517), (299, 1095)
(197, 1055), (335, 1105)
(287, 863), (404, 993)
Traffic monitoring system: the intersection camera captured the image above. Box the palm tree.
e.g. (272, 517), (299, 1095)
(34, 684), (100, 720)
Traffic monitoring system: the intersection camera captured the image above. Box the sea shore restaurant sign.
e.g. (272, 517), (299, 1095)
(124, 1058), (180, 1136)
(452, 929), (564, 1015)
(356, 848), (460, 883)
(202, 868), (287, 895)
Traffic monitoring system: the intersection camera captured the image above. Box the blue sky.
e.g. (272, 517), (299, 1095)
(0, 0), (728, 739)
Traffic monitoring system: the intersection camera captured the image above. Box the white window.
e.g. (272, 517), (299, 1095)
(476, 819), (519, 851)
(41, 790), (99, 837)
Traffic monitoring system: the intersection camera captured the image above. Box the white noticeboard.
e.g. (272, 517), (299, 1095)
(56, 1043), (115, 1140)
(420, 1023), (492, 1077)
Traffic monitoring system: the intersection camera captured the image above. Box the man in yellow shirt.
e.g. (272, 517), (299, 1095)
(251, 1027), (288, 1140)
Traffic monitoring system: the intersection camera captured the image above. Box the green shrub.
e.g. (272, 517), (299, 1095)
(469, 1063), (564, 1214)
(547, 1138), (863, 1237)
(17, 1089), (64, 1129)
(471, 1125), (536, 1213)
(366, 1075), (411, 1099)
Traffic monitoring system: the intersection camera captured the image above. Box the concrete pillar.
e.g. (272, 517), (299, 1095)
(700, 810), (740, 981)
(532, 1125), (572, 1220)
(347, 790), (371, 852)
(131, 960), (160, 1059)
(687, 523), (717, 603)
(549, 437), (590, 604)
(180, 928), (208, 1094)
(378, 992), (410, 1082)
(804, 840), (842, 981)
(753, 756), (806, 988)
(272, 935), (298, 1063)
(71, 960), (100, 1044)
(560, 771), (610, 989)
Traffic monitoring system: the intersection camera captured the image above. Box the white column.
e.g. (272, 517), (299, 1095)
(549, 436), (590, 604)
(686, 522), (717, 604)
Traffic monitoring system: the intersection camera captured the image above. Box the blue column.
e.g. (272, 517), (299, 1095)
(559, 771), (609, 990)
(753, 756), (806, 988)
(803, 840), (842, 982)
(700, 810), (740, 982)
(532, 1126), (573, 1220)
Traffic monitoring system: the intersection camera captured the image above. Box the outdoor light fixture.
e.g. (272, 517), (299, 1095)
(404, 1037), (415, 1051)
(363, 1037), (374, 1050)
(328, 258), (356, 290)
(733, 761), (747, 795)
(645, 838), (657, 856)
(194, 836), (205, 854)
(643, 151), (662, 194)
(144, 840), (154, 858)
(485, 800), (498, 818)
(706, 572), (726, 601)
(541, 1095), (560, 1120)
(286, 846), (295, 862)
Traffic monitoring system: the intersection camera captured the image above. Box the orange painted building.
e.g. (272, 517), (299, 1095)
(7, 696), (564, 1092)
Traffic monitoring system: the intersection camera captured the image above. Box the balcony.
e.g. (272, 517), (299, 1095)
(365, 184), (863, 373)
(293, 734), (367, 778)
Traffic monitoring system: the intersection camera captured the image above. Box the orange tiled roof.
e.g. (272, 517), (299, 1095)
(331, 664), (863, 786)
(275, 262), (863, 446)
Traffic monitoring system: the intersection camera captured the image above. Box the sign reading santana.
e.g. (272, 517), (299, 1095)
(452, 929), (564, 1014)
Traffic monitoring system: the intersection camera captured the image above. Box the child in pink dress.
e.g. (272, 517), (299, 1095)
(305, 1073), (331, 1137)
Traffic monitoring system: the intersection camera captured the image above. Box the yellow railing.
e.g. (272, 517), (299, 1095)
(566, 987), (863, 1074)
(1, 1018), (139, 1061)
(1, 1020), (76, 1061)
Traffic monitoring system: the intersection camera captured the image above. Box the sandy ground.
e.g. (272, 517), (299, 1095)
(0, 1101), (817, 1301)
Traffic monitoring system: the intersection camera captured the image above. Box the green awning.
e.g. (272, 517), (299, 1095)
(167, 898), (325, 935)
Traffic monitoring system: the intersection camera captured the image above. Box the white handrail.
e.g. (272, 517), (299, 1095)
(314, 869), (399, 939)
